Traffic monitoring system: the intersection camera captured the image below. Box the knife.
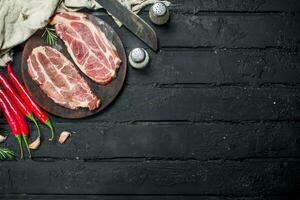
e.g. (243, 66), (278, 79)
(96, 0), (158, 51)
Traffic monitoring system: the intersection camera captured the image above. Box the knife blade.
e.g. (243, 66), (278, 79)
(96, 0), (158, 51)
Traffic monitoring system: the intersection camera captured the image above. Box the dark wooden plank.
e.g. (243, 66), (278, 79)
(0, 160), (299, 195)
(0, 194), (289, 200)
(2, 122), (299, 160)
(169, 0), (300, 12)
(41, 85), (299, 122)
(155, 14), (300, 48)
(127, 49), (300, 85)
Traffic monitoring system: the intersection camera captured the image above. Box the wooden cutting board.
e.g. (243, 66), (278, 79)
(21, 15), (127, 119)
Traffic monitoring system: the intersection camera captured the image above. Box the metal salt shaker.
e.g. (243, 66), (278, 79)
(129, 48), (150, 69)
(149, 2), (170, 25)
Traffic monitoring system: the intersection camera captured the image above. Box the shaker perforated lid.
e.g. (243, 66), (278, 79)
(152, 2), (167, 17)
(129, 48), (150, 69)
(130, 48), (146, 63)
(149, 2), (170, 25)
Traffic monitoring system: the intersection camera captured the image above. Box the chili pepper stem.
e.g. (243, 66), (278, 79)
(28, 114), (41, 138)
(44, 119), (54, 141)
(22, 135), (32, 159)
(16, 135), (24, 159)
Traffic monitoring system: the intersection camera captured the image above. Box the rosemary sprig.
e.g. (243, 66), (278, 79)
(0, 148), (16, 160)
(42, 27), (58, 46)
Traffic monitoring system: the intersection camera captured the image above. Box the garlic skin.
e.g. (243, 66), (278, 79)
(0, 135), (6, 143)
(59, 131), (71, 144)
(29, 137), (41, 150)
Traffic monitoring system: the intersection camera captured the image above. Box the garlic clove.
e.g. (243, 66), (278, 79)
(29, 137), (41, 150)
(0, 134), (6, 143)
(59, 131), (71, 144)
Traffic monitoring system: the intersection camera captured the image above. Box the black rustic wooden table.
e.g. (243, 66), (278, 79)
(1, 0), (300, 199)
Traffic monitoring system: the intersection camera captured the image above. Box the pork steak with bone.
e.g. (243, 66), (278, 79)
(51, 12), (121, 85)
(27, 46), (100, 110)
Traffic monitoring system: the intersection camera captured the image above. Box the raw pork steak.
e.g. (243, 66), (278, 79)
(51, 12), (121, 85)
(27, 46), (100, 110)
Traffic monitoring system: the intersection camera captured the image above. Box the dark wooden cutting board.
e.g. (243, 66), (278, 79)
(21, 15), (127, 119)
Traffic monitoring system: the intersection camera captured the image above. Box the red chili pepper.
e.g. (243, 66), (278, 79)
(0, 90), (31, 158)
(0, 96), (23, 159)
(7, 63), (54, 141)
(0, 73), (40, 138)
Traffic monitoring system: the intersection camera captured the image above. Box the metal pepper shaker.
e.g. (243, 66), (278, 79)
(129, 48), (150, 69)
(149, 2), (170, 25)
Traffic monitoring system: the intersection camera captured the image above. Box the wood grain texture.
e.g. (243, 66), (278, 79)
(1, 0), (300, 198)
(2, 122), (299, 160)
(0, 195), (292, 200)
(126, 49), (300, 85)
(169, 0), (300, 12)
(0, 160), (299, 195)
(46, 86), (299, 122)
